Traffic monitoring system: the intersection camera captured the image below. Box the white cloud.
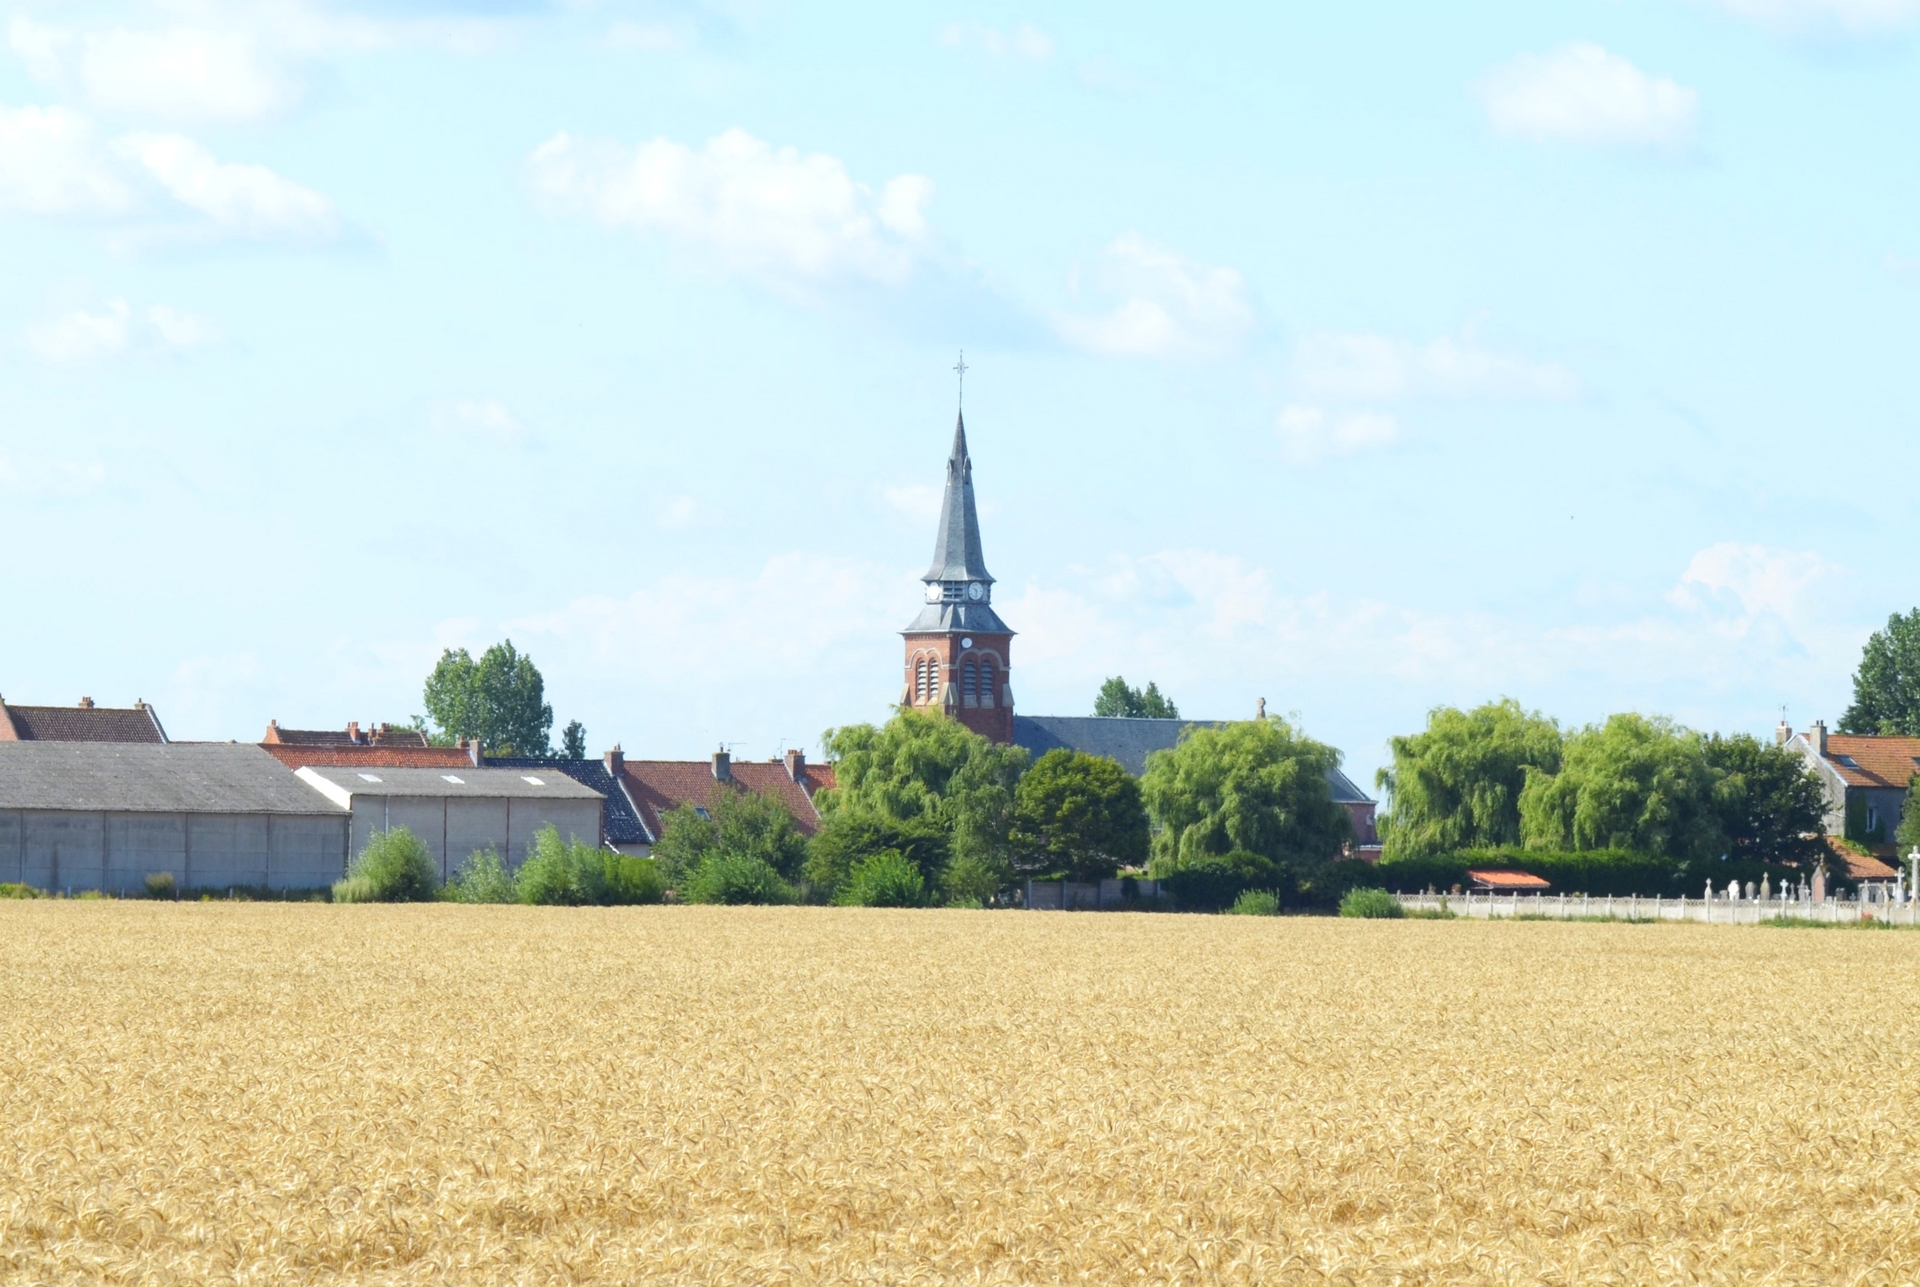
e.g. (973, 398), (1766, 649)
(938, 20), (1054, 61)
(114, 131), (339, 240)
(1669, 543), (1836, 625)
(0, 102), (130, 213)
(1276, 405), (1399, 463)
(527, 127), (937, 286)
(1701, 0), (1920, 31)
(79, 26), (294, 124)
(1054, 233), (1254, 361)
(1292, 329), (1579, 403)
(1478, 43), (1698, 148)
(436, 398), (529, 445)
(25, 298), (218, 362)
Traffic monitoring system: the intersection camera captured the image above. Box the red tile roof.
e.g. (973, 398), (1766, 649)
(1467, 868), (1552, 890)
(621, 759), (834, 840)
(0, 702), (166, 743)
(259, 744), (474, 770)
(1815, 734), (1920, 790)
(1823, 838), (1900, 881)
(263, 721), (432, 748)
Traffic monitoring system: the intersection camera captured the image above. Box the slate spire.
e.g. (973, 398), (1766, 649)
(923, 411), (993, 584)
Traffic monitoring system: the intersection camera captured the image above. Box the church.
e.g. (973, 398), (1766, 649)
(897, 408), (1381, 853)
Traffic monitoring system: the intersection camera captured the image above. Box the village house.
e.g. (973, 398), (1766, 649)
(259, 720), (478, 772)
(617, 749), (834, 851)
(1780, 719), (1920, 854)
(0, 696), (167, 743)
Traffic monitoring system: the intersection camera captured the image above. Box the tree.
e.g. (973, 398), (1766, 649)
(651, 789), (808, 892)
(422, 639), (554, 756)
(804, 809), (950, 895)
(1010, 749), (1149, 881)
(1376, 700), (1563, 861)
(1842, 610), (1920, 736)
(1139, 717), (1353, 874)
(1896, 777), (1920, 854)
(816, 710), (1028, 900)
(560, 720), (587, 761)
(1518, 714), (1724, 861)
(1703, 733), (1827, 865)
(1095, 677), (1180, 719)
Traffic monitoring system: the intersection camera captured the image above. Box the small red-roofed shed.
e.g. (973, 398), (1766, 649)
(1467, 868), (1551, 892)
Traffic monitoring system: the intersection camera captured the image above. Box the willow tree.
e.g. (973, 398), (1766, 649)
(1376, 699), (1562, 861)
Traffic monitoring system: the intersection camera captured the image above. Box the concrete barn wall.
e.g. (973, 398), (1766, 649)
(344, 796), (605, 879)
(0, 810), (348, 893)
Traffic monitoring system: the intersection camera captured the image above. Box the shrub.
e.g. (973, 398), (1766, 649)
(333, 828), (440, 903)
(834, 850), (927, 908)
(0, 883), (45, 899)
(1158, 850), (1278, 912)
(1227, 889), (1280, 916)
(447, 849), (517, 904)
(143, 872), (177, 900)
(603, 855), (666, 905)
(684, 854), (796, 905)
(1339, 887), (1404, 919)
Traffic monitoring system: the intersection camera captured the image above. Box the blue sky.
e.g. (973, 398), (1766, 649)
(3, 0), (1917, 790)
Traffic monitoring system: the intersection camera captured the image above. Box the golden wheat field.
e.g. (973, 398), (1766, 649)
(4, 906), (1920, 1284)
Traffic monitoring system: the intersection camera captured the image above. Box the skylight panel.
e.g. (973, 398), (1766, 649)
(442, 774), (465, 784)
(522, 776), (545, 786)
(358, 773), (382, 783)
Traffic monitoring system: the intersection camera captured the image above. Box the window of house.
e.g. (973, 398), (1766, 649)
(694, 806), (711, 821)
(1868, 806), (1880, 832)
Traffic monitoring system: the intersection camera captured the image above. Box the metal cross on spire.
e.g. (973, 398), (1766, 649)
(953, 350), (968, 407)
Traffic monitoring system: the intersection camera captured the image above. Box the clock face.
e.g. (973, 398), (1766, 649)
(925, 584), (941, 603)
(967, 582), (985, 601)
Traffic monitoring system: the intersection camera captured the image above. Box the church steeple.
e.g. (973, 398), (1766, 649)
(924, 412), (993, 585)
(899, 397), (1015, 743)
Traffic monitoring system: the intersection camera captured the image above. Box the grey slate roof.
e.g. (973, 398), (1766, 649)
(1011, 716), (1374, 804)
(923, 413), (994, 584)
(296, 765), (603, 802)
(900, 601), (1013, 635)
(0, 743), (345, 813)
(485, 757), (649, 845)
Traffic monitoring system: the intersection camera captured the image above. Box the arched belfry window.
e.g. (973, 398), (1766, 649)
(915, 657), (930, 704)
(963, 660), (979, 700)
(980, 659), (996, 707)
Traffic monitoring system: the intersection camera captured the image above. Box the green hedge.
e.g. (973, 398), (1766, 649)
(1373, 847), (1820, 898)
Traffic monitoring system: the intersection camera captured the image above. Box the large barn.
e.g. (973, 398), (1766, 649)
(0, 742), (349, 894)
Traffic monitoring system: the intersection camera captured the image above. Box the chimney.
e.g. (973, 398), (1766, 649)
(1811, 720), (1827, 755)
(467, 737), (483, 767)
(134, 698), (145, 710)
(604, 745), (624, 776)
(784, 748), (805, 781)
(346, 721), (362, 744)
(78, 696), (94, 709)
(712, 748), (731, 782)
(265, 718), (281, 743)
(1775, 719), (1792, 747)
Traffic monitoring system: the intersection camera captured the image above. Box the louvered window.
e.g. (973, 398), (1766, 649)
(980, 660), (996, 706)
(916, 658), (930, 703)
(964, 661), (978, 699)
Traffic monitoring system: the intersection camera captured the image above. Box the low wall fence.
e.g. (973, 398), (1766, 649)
(1025, 879), (1162, 910)
(1394, 891), (1920, 925)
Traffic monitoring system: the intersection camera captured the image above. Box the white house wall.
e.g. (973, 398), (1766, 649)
(0, 809), (348, 893)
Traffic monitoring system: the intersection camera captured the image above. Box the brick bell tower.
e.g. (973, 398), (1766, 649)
(899, 409), (1015, 743)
